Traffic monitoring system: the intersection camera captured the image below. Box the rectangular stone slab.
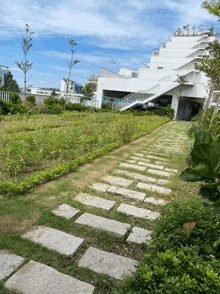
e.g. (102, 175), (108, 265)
(0, 250), (24, 281)
(147, 169), (172, 177)
(131, 156), (150, 162)
(102, 175), (133, 187)
(75, 213), (130, 236)
(127, 227), (153, 244)
(157, 179), (170, 185)
(52, 204), (80, 219)
(5, 260), (94, 294)
(117, 203), (159, 220)
(119, 163), (146, 171)
(164, 168), (178, 173)
(90, 182), (110, 192)
(137, 182), (172, 195)
(107, 186), (146, 201)
(75, 193), (115, 210)
(22, 226), (84, 256)
(138, 162), (164, 170)
(114, 169), (157, 183)
(141, 151), (169, 158)
(142, 154), (168, 161)
(133, 153), (144, 157)
(78, 247), (137, 280)
(144, 196), (168, 205)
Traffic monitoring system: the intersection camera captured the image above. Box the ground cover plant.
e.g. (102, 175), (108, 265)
(0, 112), (169, 196)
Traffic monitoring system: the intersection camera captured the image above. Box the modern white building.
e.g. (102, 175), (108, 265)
(96, 31), (218, 120)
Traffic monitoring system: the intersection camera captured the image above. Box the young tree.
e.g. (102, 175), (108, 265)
(81, 84), (94, 102)
(63, 39), (79, 109)
(196, 40), (220, 126)
(15, 24), (34, 104)
(0, 71), (20, 92)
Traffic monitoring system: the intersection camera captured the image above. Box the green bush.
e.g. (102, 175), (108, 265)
(151, 199), (220, 257)
(5, 102), (27, 114)
(43, 97), (59, 107)
(66, 103), (88, 112)
(58, 97), (65, 109)
(0, 100), (10, 115)
(101, 103), (112, 110)
(26, 95), (36, 105)
(122, 247), (220, 294)
(9, 93), (22, 104)
(50, 104), (62, 114)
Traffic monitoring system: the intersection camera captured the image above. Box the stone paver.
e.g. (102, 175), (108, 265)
(142, 151), (169, 158)
(114, 169), (157, 183)
(119, 163), (146, 171)
(117, 203), (160, 220)
(164, 168), (178, 173)
(127, 160), (136, 163)
(157, 179), (170, 186)
(78, 247), (137, 280)
(75, 193), (115, 210)
(137, 182), (172, 195)
(133, 153), (144, 157)
(0, 251), (24, 281)
(107, 186), (146, 201)
(22, 226), (84, 256)
(52, 204), (80, 219)
(90, 182), (110, 192)
(142, 154), (168, 161)
(75, 213), (130, 236)
(144, 196), (168, 206)
(131, 156), (150, 162)
(138, 162), (164, 170)
(5, 260), (94, 294)
(147, 169), (173, 177)
(127, 227), (153, 244)
(102, 175), (133, 187)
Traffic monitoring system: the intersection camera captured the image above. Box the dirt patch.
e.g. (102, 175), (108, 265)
(0, 211), (40, 237)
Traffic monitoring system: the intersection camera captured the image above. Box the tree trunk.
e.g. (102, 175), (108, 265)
(200, 87), (213, 126)
(209, 94), (220, 128)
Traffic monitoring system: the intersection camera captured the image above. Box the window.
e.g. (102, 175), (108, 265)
(158, 67), (163, 70)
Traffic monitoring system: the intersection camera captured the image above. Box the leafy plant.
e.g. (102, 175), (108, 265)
(179, 130), (220, 202)
(26, 95), (36, 105)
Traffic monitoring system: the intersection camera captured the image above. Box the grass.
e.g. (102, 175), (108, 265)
(0, 119), (202, 293)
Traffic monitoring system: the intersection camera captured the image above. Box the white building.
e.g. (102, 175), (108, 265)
(96, 31), (218, 120)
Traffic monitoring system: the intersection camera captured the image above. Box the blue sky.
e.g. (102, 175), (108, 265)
(0, 0), (219, 90)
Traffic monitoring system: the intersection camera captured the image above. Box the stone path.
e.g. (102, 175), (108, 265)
(3, 121), (190, 293)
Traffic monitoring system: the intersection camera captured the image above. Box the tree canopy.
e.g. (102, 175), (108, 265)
(201, 1), (220, 20)
(0, 71), (20, 92)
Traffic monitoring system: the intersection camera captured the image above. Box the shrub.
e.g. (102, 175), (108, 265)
(101, 103), (112, 110)
(122, 247), (220, 294)
(5, 102), (27, 114)
(0, 100), (10, 115)
(9, 93), (22, 104)
(43, 97), (59, 107)
(26, 95), (36, 105)
(50, 104), (62, 114)
(58, 97), (65, 109)
(151, 199), (220, 257)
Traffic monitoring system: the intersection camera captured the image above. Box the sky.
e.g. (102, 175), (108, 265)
(0, 0), (219, 90)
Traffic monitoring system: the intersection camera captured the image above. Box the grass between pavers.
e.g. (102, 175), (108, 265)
(0, 120), (202, 294)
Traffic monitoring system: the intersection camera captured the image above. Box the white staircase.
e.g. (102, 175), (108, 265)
(113, 71), (195, 111)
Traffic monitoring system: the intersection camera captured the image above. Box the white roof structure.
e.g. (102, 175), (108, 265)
(96, 31), (217, 120)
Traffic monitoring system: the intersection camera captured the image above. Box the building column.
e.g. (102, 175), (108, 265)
(171, 96), (179, 120)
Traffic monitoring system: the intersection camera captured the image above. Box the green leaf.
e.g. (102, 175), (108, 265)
(194, 130), (213, 146)
(191, 143), (211, 166)
(179, 168), (203, 182)
(192, 162), (214, 179)
(210, 141), (220, 175)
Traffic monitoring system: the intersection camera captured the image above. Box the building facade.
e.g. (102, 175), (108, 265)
(0, 65), (9, 87)
(96, 31), (217, 120)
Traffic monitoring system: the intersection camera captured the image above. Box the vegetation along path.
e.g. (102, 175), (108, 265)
(0, 120), (195, 294)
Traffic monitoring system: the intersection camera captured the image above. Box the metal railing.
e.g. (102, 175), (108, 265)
(112, 84), (160, 111)
(0, 91), (10, 102)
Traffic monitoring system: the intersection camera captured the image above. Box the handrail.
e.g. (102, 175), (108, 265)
(112, 83), (160, 110)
